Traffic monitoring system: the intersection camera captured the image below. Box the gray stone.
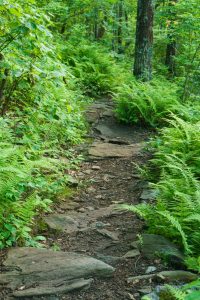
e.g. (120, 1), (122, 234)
(140, 189), (157, 201)
(157, 270), (198, 283)
(130, 241), (139, 249)
(67, 176), (79, 187)
(127, 274), (155, 283)
(94, 123), (134, 141)
(123, 249), (140, 258)
(13, 279), (93, 298)
(78, 207), (86, 213)
(89, 142), (142, 158)
(85, 110), (100, 124)
(128, 270), (198, 285)
(138, 287), (152, 295)
(91, 165), (101, 170)
(97, 229), (119, 241)
(0, 248), (115, 297)
(44, 215), (79, 233)
(102, 109), (114, 117)
(145, 266), (157, 274)
(60, 201), (80, 211)
(140, 234), (185, 266)
(95, 254), (124, 267)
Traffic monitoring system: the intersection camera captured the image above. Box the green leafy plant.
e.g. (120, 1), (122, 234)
(115, 77), (179, 127)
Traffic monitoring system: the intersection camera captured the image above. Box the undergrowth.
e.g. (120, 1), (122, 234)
(114, 77), (179, 127)
(123, 114), (200, 271)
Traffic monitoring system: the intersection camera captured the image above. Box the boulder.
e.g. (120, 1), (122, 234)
(0, 247), (115, 297)
(140, 234), (185, 266)
(89, 142), (142, 158)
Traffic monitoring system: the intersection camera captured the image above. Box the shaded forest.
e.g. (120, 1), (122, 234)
(0, 0), (200, 298)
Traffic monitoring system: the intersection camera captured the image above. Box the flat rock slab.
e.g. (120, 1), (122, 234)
(141, 234), (185, 266)
(89, 142), (143, 158)
(94, 123), (144, 143)
(0, 247), (115, 298)
(44, 215), (80, 233)
(44, 205), (118, 233)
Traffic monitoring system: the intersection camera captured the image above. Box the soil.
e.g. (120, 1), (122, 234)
(0, 98), (169, 300)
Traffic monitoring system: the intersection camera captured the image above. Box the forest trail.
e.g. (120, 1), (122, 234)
(1, 99), (187, 300)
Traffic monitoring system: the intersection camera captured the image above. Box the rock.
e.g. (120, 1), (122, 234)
(157, 270), (198, 283)
(145, 266), (157, 274)
(108, 138), (129, 145)
(127, 274), (155, 283)
(130, 241), (139, 249)
(124, 249), (140, 258)
(0, 248), (115, 297)
(92, 165), (101, 170)
(128, 293), (136, 300)
(84, 169), (92, 175)
(13, 279), (93, 298)
(138, 287), (152, 295)
(86, 206), (95, 211)
(89, 142), (142, 158)
(140, 189), (157, 201)
(92, 221), (109, 229)
(128, 270), (198, 285)
(140, 234), (185, 266)
(67, 176), (79, 187)
(95, 195), (103, 199)
(95, 254), (124, 267)
(44, 215), (79, 233)
(78, 207), (86, 213)
(94, 123), (143, 144)
(102, 109), (114, 117)
(60, 201), (80, 211)
(97, 229), (119, 241)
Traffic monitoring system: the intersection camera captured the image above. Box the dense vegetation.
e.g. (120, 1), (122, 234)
(0, 0), (199, 290)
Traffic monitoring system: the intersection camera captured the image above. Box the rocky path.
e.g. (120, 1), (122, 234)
(0, 98), (194, 300)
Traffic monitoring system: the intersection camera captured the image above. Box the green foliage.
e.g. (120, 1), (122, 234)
(0, 0), (87, 248)
(123, 115), (200, 260)
(61, 32), (123, 96)
(0, 123), (51, 248)
(115, 77), (179, 127)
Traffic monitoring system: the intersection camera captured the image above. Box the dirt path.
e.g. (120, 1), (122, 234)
(1, 98), (175, 300)
(44, 98), (158, 300)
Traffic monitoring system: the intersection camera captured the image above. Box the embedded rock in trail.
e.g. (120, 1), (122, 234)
(140, 234), (185, 266)
(44, 214), (80, 233)
(123, 249), (140, 258)
(157, 270), (198, 283)
(140, 189), (157, 201)
(0, 247), (115, 298)
(89, 142), (143, 158)
(44, 205), (118, 233)
(95, 254), (124, 267)
(84, 101), (114, 124)
(94, 123), (144, 144)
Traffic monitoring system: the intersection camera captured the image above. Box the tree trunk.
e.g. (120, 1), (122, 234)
(117, 0), (123, 54)
(165, 39), (176, 75)
(165, 0), (178, 76)
(134, 0), (154, 81)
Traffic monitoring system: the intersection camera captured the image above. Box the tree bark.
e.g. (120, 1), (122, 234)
(134, 0), (154, 81)
(165, 39), (176, 75)
(165, 0), (178, 76)
(117, 0), (123, 54)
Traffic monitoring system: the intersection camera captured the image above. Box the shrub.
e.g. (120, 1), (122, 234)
(115, 77), (179, 127)
(123, 115), (200, 261)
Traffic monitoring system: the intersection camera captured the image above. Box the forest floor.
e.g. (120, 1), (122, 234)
(0, 98), (183, 300)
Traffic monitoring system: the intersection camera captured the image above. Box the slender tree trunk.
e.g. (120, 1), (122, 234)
(165, 0), (178, 76)
(134, 0), (154, 81)
(117, 0), (123, 54)
(94, 7), (99, 39)
(165, 39), (176, 75)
